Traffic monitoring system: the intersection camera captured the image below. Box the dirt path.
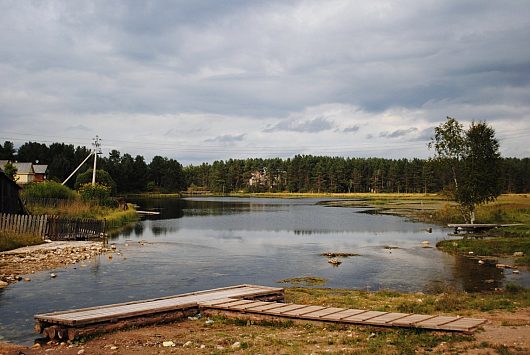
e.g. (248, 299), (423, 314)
(0, 241), (112, 287)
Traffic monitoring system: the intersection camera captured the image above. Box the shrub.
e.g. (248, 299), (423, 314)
(78, 183), (115, 206)
(75, 169), (117, 194)
(21, 181), (77, 200)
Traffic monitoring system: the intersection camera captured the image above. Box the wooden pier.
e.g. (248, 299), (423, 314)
(34, 284), (486, 341)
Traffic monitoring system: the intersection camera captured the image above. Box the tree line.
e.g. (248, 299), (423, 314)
(1, 140), (529, 194)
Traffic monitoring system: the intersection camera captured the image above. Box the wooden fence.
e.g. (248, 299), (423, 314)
(0, 213), (105, 241)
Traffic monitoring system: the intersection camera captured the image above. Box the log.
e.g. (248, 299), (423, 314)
(67, 308), (197, 341)
(44, 325), (61, 340)
(34, 322), (43, 334)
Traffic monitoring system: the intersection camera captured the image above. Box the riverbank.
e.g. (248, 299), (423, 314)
(319, 194), (530, 266)
(1, 287), (528, 354)
(0, 241), (113, 288)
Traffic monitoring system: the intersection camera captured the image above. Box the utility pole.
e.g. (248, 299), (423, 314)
(92, 135), (102, 186)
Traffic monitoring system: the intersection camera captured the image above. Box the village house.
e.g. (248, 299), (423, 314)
(0, 160), (48, 185)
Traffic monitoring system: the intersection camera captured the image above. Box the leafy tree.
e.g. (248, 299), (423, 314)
(2, 161), (17, 181)
(16, 141), (49, 163)
(74, 169), (117, 195)
(429, 117), (502, 223)
(0, 141), (15, 160)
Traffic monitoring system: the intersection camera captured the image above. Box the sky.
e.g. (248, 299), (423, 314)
(1, 0), (529, 165)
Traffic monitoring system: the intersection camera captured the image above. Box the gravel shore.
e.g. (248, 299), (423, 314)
(0, 241), (112, 288)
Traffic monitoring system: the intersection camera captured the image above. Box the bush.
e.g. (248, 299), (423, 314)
(75, 169), (117, 195)
(21, 181), (77, 200)
(78, 183), (115, 206)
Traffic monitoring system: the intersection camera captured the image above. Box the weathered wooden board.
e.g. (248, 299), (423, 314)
(199, 297), (487, 333)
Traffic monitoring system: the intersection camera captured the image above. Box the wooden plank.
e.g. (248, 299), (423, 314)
(282, 305), (326, 317)
(226, 301), (269, 311)
(342, 311), (388, 322)
(391, 314), (436, 326)
(364, 313), (410, 325)
(301, 307), (344, 318)
(221, 300), (257, 309)
(198, 298), (240, 307)
(319, 309), (366, 321)
(441, 318), (487, 331)
(245, 303), (290, 312)
(263, 304), (307, 315)
(415, 316), (461, 329)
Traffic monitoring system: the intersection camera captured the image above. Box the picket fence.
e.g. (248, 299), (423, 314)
(0, 213), (105, 241)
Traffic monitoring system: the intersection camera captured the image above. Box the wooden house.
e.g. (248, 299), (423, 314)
(33, 164), (48, 182)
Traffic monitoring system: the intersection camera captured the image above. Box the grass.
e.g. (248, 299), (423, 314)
(276, 276), (328, 286)
(0, 231), (43, 252)
(286, 286), (530, 314)
(437, 237), (530, 265)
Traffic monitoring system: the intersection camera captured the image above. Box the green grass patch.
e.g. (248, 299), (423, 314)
(0, 231), (43, 252)
(286, 286), (530, 315)
(276, 276), (327, 286)
(437, 237), (529, 263)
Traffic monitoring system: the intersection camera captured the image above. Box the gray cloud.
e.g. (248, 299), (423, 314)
(205, 134), (246, 143)
(380, 128), (418, 138)
(341, 125), (361, 133)
(265, 117), (333, 133)
(1, 1), (529, 163)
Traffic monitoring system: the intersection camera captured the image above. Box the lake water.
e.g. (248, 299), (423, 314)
(1, 197), (527, 345)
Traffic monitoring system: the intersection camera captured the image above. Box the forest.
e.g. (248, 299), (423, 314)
(1, 140), (529, 194)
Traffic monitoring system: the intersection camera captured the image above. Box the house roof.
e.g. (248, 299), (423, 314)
(33, 164), (48, 174)
(12, 162), (34, 175)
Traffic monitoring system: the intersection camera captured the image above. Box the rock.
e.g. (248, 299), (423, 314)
(205, 318), (214, 325)
(162, 341), (175, 347)
(468, 251), (474, 255)
(513, 270), (520, 274)
(200, 344), (206, 349)
(231, 341), (241, 349)
(0, 281), (8, 288)
(421, 240), (430, 245)
(77, 349), (85, 354)
(24, 277), (31, 282)
(50, 273), (57, 278)
(183, 341), (193, 347)
(216, 346), (225, 350)
(110, 345), (118, 350)
(110, 244), (117, 250)
(478, 260), (484, 264)
(513, 251), (524, 257)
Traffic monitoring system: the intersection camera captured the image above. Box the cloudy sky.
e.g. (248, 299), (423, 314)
(1, 1), (529, 165)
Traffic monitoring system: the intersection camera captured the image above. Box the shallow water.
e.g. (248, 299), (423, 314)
(0, 197), (527, 345)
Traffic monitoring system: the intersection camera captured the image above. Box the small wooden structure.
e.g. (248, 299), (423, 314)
(448, 223), (524, 234)
(0, 171), (26, 214)
(34, 284), (486, 341)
